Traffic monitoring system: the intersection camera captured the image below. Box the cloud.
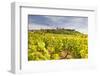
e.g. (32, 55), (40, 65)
(28, 15), (52, 26)
(28, 15), (88, 33)
(28, 24), (54, 30)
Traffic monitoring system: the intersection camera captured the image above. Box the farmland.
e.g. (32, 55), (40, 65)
(28, 29), (88, 61)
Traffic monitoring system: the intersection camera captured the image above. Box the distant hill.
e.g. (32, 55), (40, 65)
(29, 28), (87, 37)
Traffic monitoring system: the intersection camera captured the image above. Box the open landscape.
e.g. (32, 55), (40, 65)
(28, 28), (88, 61)
(28, 15), (88, 61)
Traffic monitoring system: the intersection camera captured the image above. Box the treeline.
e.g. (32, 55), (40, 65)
(29, 28), (87, 37)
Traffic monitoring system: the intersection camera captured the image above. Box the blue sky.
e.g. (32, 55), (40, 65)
(28, 15), (88, 34)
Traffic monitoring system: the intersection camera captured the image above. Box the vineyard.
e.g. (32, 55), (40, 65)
(28, 29), (88, 61)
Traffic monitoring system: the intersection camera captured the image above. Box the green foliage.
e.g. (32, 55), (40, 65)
(51, 54), (60, 60)
(28, 29), (88, 61)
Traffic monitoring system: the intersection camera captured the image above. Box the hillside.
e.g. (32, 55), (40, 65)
(29, 28), (87, 37)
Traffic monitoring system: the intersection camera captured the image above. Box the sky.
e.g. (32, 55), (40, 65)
(28, 15), (88, 34)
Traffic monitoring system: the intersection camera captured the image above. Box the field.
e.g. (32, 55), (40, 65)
(28, 29), (88, 61)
